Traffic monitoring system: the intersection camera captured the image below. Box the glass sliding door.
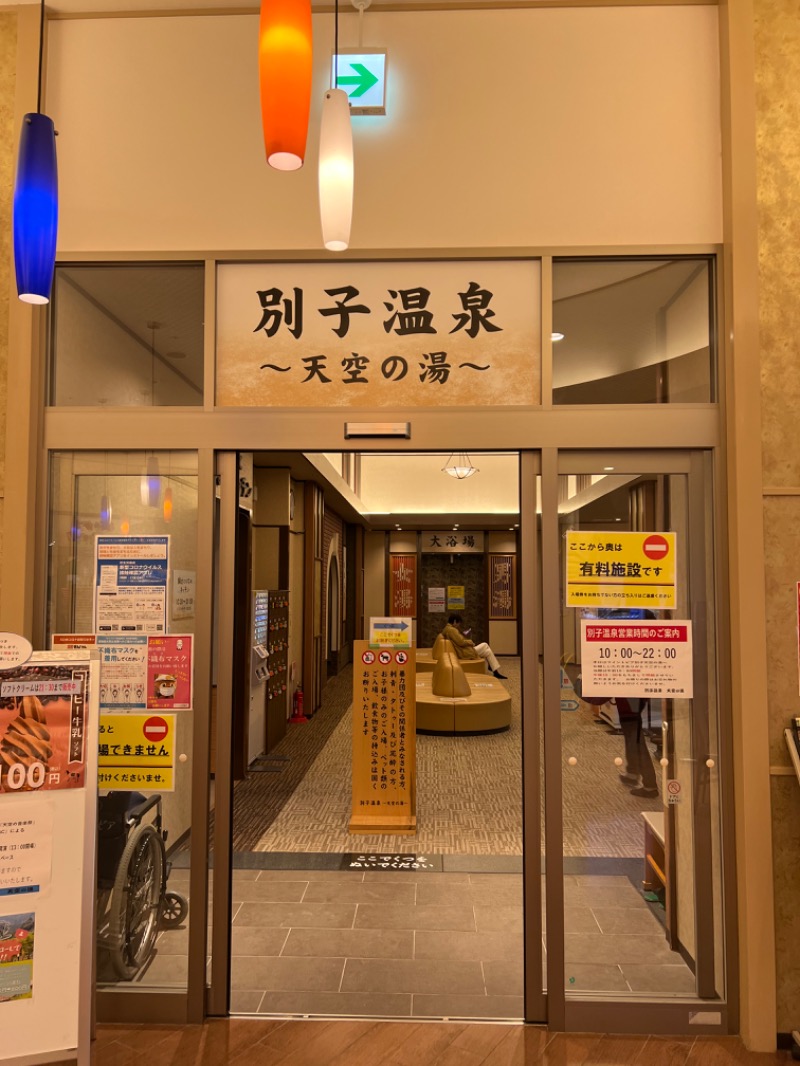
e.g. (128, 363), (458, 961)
(541, 451), (730, 1033)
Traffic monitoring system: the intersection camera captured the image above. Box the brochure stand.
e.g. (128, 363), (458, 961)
(1, 650), (99, 1066)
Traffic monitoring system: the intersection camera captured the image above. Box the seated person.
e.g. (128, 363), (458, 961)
(441, 614), (508, 679)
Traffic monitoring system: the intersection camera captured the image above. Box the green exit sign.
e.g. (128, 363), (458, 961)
(331, 51), (387, 116)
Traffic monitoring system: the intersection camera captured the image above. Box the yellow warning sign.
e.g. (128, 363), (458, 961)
(98, 713), (175, 791)
(565, 531), (676, 609)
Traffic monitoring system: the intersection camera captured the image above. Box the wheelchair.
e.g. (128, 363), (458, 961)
(96, 791), (189, 981)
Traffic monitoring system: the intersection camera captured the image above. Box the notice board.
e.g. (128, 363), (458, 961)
(350, 641), (416, 834)
(0, 650), (98, 1066)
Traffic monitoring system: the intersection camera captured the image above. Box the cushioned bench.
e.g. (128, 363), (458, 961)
(415, 634), (488, 674)
(416, 653), (510, 735)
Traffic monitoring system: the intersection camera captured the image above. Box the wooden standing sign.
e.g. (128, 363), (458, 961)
(350, 641), (416, 834)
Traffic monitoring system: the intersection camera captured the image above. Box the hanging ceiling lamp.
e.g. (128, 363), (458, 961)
(13, 0), (58, 304)
(442, 453), (479, 480)
(259, 0), (313, 170)
(141, 453), (161, 507)
(318, 0), (353, 251)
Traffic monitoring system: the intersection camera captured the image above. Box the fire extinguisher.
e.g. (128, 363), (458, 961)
(291, 686), (307, 722)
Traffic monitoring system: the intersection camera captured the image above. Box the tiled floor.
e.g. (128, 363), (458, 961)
(125, 863), (693, 1010)
(79, 1019), (792, 1066)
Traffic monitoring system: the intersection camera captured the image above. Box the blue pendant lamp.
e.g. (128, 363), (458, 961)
(13, 0), (58, 305)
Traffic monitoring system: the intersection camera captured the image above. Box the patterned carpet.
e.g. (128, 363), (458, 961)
(232, 659), (660, 858)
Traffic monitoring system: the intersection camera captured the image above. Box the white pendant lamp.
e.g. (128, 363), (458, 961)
(318, 0), (353, 252)
(442, 453), (479, 480)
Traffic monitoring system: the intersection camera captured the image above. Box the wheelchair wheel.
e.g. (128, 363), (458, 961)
(160, 891), (188, 928)
(109, 823), (164, 980)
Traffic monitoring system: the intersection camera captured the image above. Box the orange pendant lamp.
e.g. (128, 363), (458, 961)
(259, 0), (313, 171)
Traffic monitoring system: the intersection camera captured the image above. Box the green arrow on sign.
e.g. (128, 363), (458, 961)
(336, 62), (379, 99)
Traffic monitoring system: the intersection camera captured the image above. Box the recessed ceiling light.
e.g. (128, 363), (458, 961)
(615, 517), (622, 522)
(551, 332), (565, 342)
(603, 466), (615, 472)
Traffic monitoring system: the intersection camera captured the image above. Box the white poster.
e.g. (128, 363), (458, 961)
(579, 619), (693, 698)
(94, 536), (169, 635)
(428, 587), (446, 613)
(0, 801), (53, 899)
(171, 570), (196, 621)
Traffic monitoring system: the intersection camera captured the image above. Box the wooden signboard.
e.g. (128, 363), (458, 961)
(489, 554), (517, 619)
(389, 555), (417, 617)
(350, 641), (416, 834)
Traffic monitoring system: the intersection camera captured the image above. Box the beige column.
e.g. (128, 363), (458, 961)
(718, 0), (776, 1051)
(1, 4), (46, 639)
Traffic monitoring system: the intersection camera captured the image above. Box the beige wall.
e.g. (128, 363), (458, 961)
(753, 0), (800, 1035)
(0, 10), (15, 591)
(47, 6), (721, 254)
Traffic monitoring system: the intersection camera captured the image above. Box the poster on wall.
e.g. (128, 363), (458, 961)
(216, 260), (541, 409)
(171, 570), (196, 622)
(579, 619), (693, 698)
(447, 586), (465, 611)
(0, 669), (88, 792)
(0, 911), (35, 1002)
(94, 535), (170, 635)
(428, 587), (446, 613)
(390, 555), (417, 617)
(0, 803), (53, 898)
(53, 635), (147, 711)
(489, 554), (517, 619)
(98, 713), (176, 792)
(146, 636), (193, 710)
(565, 531), (677, 609)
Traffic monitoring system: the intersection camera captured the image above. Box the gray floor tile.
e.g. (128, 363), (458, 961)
(354, 903), (476, 932)
(483, 959), (524, 996)
(444, 855), (522, 874)
(416, 881), (522, 907)
(564, 906), (603, 933)
(256, 869), (363, 882)
(361, 871), (469, 884)
(231, 880), (308, 903)
(341, 957), (485, 995)
(231, 927), (291, 956)
(473, 905), (523, 934)
(303, 881), (416, 905)
(233, 901), (356, 929)
(415, 929), (522, 963)
(591, 906), (667, 935)
(229, 989), (265, 1012)
(563, 886), (649, 910)
(156, 927), (191, 953)
(258, 990), (412, 1017)
(412, 993), (523, 1019)
(621, 964), (697, 994)
(563, 963), (629, 992)
(573, 874), (635, 888)
(467, 874), (523, 888)
(564, 932), (681, 965)
(283, 927), (414, 960)
(230, 954), (345, 991)
(134, 952), (188, 986)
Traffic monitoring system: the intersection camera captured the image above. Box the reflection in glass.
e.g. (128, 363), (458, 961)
(557, 469), (722, 999)
(552, 259), (714, 404)
(47, 451), (198, 992)
(50, 265), (204, 407)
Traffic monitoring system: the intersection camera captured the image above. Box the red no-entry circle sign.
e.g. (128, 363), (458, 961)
(642, 534), (670, 561)
(143, 716), (169, 742)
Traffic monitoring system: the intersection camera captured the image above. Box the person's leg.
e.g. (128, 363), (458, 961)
(473, 643), (506, 677)
(634, 714), (658, 792)
(618, 715), (641, 783)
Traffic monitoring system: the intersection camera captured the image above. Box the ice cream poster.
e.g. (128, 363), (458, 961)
(0, 912), (34, 1002)
(0, 668), (87, 792)
(147, 636), (193, 710)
